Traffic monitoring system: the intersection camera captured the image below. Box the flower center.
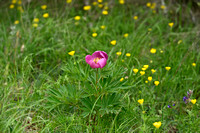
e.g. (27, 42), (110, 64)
(93, 57), (101, 64)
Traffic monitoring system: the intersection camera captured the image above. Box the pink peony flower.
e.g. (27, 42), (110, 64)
(85, 51), (108, 68)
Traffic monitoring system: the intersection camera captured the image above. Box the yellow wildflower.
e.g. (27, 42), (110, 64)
(138, 99), (144, 105)
(110, 40), (116, 45)
(120, 78), (124, 82)
(10, 4), (14, 9)
(146, 2), (151, 7)
(150, 60), (153, 63)
(178, 40), (182, 44)
(74, 16), (81, 21)
(102, 10), (108, 15)
(66, 0), (72, 3)
(192, 63), (196, 67)
(116, 52), (122, 56)
(148, 77), (152, 81)
(83, 5), (91, 11)
(101, 25), (106, 29)
(12, 0), (17, 4)
(142, 67), (147, 71)
(41, 5), (47, 10)
(133, 68), (138, 74)
(160, 50), (163, 53)
(43, 13), (49, 18)
(143, 65), (149, 69)
(126, 53), (131, 57)
(150, 3), (156, 9)
(140, 71), (145, 76)
(160, 5), (166, 9)
(68, 51), (75, 56)
(165, 66), (171, 71)
(18, 0), (22, 5)
(133, 16), (138, 20)
(154, 81), (159, 86)
(123, 33), (128, 38)
(142, 111), (146, 114)
(93, 2), (97, 6)
(92, 33), (97, 37)
(168, 22), (174, 28)
(150, 48), (156, 54)
(32, 23), (38, 27)
(119, 0), (125, 4)
(104, 6), (108, 10)
(14, 20), (19, 25)
(145, 80), (148, 83)
(190, 99), (197, 104)
(33, 18), (39, 23)
(153, 121), (161, 129)
(98, 0), (103, 3)
(98, 4), (103, 8)
(148, 28), (152, 31)
(151, 69), (156, 74)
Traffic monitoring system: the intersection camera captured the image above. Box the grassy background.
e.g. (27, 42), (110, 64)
(0, 0), (200, 132)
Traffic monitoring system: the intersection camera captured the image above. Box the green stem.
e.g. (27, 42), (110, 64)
(96, 68), (98, 92)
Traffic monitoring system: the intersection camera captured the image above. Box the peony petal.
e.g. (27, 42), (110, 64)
(92, 51), (102, 58)
(97, 58), (107, 68)
(89, 61), (101, 68)
(85, 55), (94, 64)
(100, 51), (108, 60)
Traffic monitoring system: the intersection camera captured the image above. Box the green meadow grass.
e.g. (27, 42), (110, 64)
(0, 0), (200, 132)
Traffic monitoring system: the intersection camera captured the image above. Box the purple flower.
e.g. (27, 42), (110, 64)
(172, 104), (175, 106)
(183, 96), (189, 104)
(85, 51), (108, 68)
(167, 105), (172, 108)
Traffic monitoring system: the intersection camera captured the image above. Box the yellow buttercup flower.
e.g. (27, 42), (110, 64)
(98, 0), (103, 3)
(98, 4), (103, 8)
(145, 80), (148, 83)
(33, 18), (39, 23)
(146, 2), (151, 7)
(143, 65), (149, 69)
(133, 16), (138, 20)
(160, 50), (163, 53)
(18, 0), (22, 5)
(153, 121), (161, 129)
(100, 25), (106, 29)
(150, 48), (156, 54)
(110, 40), (116, 45)
(150, 3), (156, 9)
(138, 99), (144, 105)
(93, 2), (97, 6)
(133, 68), (138, 74)
(148, 77), (152, 81)
(66, 0), (72, 3)
(160, 5), (166, 9)
(102, 10), (108, 15)
(92, 33), (97, 37)
(154, 81), (159, 86)
(168, 22), (174, 27)
(119, 0), (125, 4)
(124, 33), (128, 38)
(68, 51), (75, 56)
(12, 0), (17, 4)
(142, 111), (146, 114)
(83, 5), (91, 11)
(165, 66), (171, 71)
(142, 67), (147, 71)
(43, 13), (49, 18)
(41, 5), (47, 10)
(10, 4), (15, 9)
(116, 52), (122, 56)
(190, 99), (197, 104)
(150, 60), (153, 63)
(140, 71), (145, 76)
(14, 20), (19, 25)
(126, 53), (131, 57)
(178, 40), (182, 44)
(32, 23), (38, 27)
(120, 78), (124, 82)
(151, 69), (156, 74)
(192, 63), (196, 67)
(74, 16), (81, 21)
